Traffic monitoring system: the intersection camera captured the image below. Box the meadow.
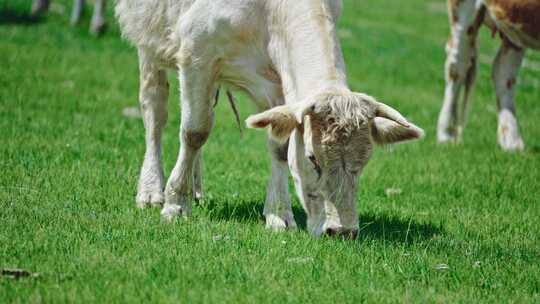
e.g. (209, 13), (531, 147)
(1, 0), (540, 302)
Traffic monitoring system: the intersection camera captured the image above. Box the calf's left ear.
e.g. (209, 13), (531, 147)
(246, 105), (300, 143)
(370, 117), (424, 145)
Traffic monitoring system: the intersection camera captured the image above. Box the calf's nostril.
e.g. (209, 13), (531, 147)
(324, 228), (359, 240)
(325, 227), (339, 236)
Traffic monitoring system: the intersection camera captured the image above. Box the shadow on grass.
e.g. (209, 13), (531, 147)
(357, 212), (443, 244)
(201, 198), (443, 244)
(0, 7), (43, 25)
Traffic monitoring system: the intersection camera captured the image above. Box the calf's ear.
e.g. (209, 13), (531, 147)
(370, 117), (424, 145)
(246, 105), (300, 143)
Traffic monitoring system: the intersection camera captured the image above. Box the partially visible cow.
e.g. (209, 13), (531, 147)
(31, 0), (107, 35)
(115, 0), (424, 238)
(437, 0), (540, 151)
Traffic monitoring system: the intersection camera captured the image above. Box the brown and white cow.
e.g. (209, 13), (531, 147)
(437, 0), (540, 151)
(115, 0), (424, 238)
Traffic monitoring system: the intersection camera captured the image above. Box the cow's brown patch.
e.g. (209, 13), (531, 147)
(485, 0), (540, 40)
(465, 55), (477, 88)
(448, 0), (466, 24)
(448, 64), (460, 82)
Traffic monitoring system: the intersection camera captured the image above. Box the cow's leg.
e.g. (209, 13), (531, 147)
(264, 139), (297, 231)
(70, 0), (85, 26)
(90, 0), (107, 36)
(493, 39), (525, 152)
(31, 0), (50, 16)
(437, 0), (483, 143)
(161, 62), (216, 221)
(136, 49), (169, 209)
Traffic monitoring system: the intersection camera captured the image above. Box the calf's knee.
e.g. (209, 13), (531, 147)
(182, 130), (210, 150)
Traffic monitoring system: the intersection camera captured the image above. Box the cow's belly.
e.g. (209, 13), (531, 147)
(484, 0), (540, 50)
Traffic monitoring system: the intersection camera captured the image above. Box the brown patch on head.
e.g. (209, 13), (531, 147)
(485, 0), (540, 41)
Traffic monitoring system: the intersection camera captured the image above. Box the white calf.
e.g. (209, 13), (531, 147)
(116, 0), (424, 238)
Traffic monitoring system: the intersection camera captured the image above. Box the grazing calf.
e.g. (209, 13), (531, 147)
(116, 0), (424, 238)
(31, 0), (107, 35)
(437, 0), (540, 151)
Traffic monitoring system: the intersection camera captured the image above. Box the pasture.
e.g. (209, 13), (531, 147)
(1, 0), (540, 302)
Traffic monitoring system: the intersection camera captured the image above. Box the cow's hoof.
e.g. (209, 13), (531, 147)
(265, 213), (297, 231)
(160, 204), (185, 222)
(498, 132), (525, 152)
(498, 110), (524, 152)
(136, 191), (164, 209)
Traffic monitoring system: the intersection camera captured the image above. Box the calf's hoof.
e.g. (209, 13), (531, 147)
(136, 190), (164, 209)
(161, 191), (192, 222)
(161, 203), (192, 222)
(265, 213), (297, 231)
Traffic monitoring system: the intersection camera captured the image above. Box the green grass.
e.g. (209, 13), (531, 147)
(1, 0), (540, 302)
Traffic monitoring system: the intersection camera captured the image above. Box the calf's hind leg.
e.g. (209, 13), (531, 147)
(161, 62), (216, 221)
(136, 49), (169, 209)
(492, 39), (525, 152)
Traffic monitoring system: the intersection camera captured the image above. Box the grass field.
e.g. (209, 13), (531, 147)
(2, 0), (540, 302)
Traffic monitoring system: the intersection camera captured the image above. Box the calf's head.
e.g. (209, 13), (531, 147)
(247, 92), (424, 238)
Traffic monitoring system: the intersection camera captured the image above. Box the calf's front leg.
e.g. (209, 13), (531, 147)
(264, 138), (297, 231)
(136, 49), (169, 209)
(161, 63), (215, 221)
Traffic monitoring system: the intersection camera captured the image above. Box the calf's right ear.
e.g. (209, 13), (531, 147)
(246, 105), (300, 143)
